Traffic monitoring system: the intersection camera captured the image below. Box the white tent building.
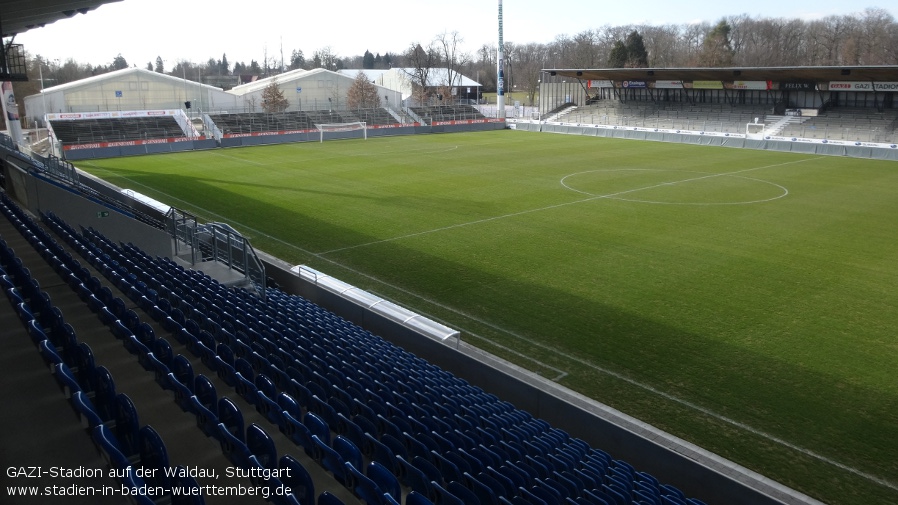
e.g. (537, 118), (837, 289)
(24, 67), (406, 127)
(24, 67), (238, 126)
(227, 68), (402, 112)
(363, 68), (482, 105)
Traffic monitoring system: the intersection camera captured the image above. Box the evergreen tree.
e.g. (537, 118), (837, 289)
(625, 31), (649, 67)
(289, 49), (305, 70)
(155, 56), (164, 73)
(362, 50), (375, 69)
(608, 40), (628, 67)
(112, 54), (128, 70)
(701, 20), (735, 66)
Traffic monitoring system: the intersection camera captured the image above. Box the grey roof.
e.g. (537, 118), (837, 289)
(547, 66), (898, 83)
(37, 67), (225, 94)
(393, 68), (482, 87)
(339, 69), (389, 82)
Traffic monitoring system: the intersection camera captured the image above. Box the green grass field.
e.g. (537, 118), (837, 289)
(80, 131), (898, 504)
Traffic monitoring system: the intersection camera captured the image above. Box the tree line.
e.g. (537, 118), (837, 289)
(15, 8), (898, 106)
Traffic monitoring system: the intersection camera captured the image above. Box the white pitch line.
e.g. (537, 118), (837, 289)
(561, 169), (790, 206)
(80, 157), (898, 492)
(76, 166), (569, 381)
(320, 156), (817, 255)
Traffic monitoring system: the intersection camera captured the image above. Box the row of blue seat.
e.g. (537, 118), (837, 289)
(4, 195), (340, 505)
(0, 208), (201, 505)
(39, 200), (708, 505)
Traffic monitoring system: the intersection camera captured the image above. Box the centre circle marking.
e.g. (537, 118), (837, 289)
(560, 168), (789, 206)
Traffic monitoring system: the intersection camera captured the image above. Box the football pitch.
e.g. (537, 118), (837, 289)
(81, 130), (898, 504)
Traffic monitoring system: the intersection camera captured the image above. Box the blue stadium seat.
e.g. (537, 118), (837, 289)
(217, 397), (245, 444)
(189, 394), (219, 438)
(447, 480), (482, 505)
(217, 422), (252, 468)
(93, 365), (118, 422)
(469, 471), (506, 505)
(92, 424), (131, 475)
(167, 372), (194, 411)
(313, 434), (348, 483)
(246, 423), (278, 470)
(281, 411), (316, 459)
(138, 425), (172, 490)
(54, 362), (81, 399)
(193, 374), (217, 411)
(366, 461), (400, 502)
(406, 491), (436, 505)
(38, 339), (64, 371)
(396, 455), (436, 502)
(333, 435), (363, 472)
(170, 355), (195, 391)
(317, 491), (344, 505)
(278, 455), (315, 505)
(152, 338), (174, 368)
(432, 481), (466, 505)
(71, 391), (105, 430)
(342, 461), (387, 505)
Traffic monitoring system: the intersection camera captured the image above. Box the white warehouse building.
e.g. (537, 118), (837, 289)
(24, 67), (404, 127)
(227, 68), (402, 112)
(23, 67), (238, 126)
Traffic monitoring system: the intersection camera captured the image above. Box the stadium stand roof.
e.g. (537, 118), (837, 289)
(227, 67), (314, 94)
(391, 67), (483, 87)
(0, 0), (120, 37)
(339, 69), (389, 82)
(547, 65), (898, 83)
(37, 66), (226, 94)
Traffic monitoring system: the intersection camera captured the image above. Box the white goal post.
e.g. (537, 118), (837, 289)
(745, 120), (765, 136)
(316, 122), (367, 142)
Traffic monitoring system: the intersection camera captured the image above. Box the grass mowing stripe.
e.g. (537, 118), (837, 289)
(80, 132), (898, 505)
(323, 156), (815, 255)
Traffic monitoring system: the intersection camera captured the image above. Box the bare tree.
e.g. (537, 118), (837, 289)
(346, 71), (381, 109)
(436, 31), (471, 89)
(403, 41), (440, 105)
(469, 43), (497, 92)
(515, 42), (549, 105)
(261, 78), (289, 113)
(313, 47), (340, 70)
(698, 20), (735, 67)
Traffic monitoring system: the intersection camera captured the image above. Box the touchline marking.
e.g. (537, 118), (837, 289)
(80, 158), (897, 492)
(320, 157), (815, 255)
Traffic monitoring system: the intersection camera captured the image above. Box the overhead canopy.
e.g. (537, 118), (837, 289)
(546, 66), (898, 83)
(1, 0), (121, 37)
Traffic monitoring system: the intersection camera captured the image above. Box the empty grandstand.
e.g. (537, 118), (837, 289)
(533, 66), (898, 148)
(49, 113), (193, 145)
(409, 105), (489, 125)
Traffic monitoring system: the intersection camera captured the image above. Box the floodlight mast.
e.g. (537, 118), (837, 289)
(497, 0), (506, 119)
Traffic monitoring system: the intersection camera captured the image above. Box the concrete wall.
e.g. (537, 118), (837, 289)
(0, 160), (173, 258)
(63, 139), (218, 160)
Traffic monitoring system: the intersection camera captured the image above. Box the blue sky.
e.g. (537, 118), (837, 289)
(16, 0), (896, 68)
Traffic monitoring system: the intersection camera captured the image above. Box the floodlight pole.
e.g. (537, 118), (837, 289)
(497, 0), (506, 120)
